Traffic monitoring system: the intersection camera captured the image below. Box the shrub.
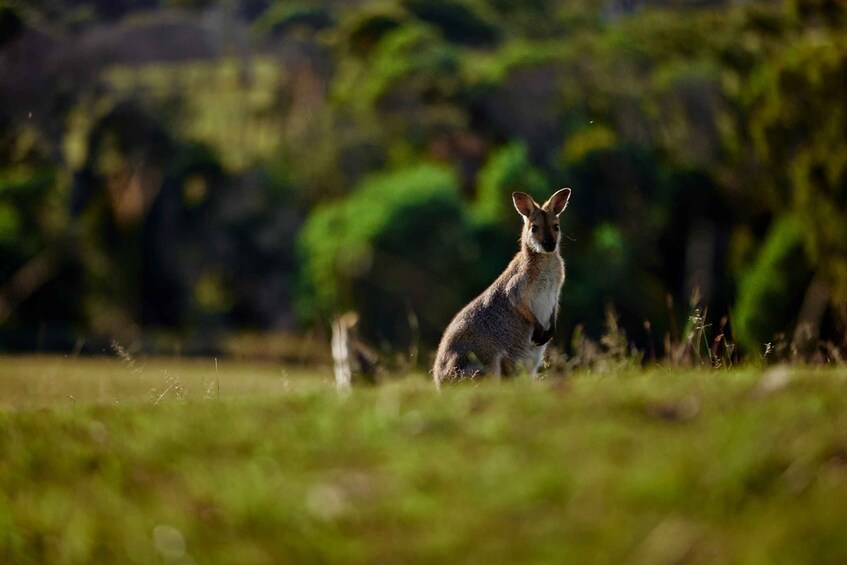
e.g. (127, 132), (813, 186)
(735, 215), (814, 355)
(471, 142), (549, 289)
(474, 141), (548, 228)
(297, 164), (482, 347)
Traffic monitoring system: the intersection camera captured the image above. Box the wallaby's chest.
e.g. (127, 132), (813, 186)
(528, 261), (564, 330)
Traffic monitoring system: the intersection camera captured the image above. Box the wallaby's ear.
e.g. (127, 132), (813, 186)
(512, 192), (536, 217)
(546, 188), (571, 216)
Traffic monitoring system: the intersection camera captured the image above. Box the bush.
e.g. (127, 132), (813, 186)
(470, 142), (549, 290)
(474, 141), (548, 227)
(735, 215), (814, 355)
(297, 164), (483, 347)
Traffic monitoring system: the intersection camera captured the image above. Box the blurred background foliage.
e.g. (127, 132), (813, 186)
(0, 0), (845, 360)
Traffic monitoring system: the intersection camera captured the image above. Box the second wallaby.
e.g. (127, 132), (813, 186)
(432, 188), (571, 385)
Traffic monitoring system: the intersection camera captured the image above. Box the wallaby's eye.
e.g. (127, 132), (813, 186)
(553, 224), (560, 231)
(530, 225), (539, 233)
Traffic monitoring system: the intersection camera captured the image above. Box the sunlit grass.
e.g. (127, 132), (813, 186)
(0, 357), (846, 563)
(0, 355), (332, 409)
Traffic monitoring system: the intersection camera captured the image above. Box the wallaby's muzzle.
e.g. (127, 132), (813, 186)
(542, 239), (557, 252)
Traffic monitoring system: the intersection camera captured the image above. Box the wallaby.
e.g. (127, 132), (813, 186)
(432, 188), (571, 385)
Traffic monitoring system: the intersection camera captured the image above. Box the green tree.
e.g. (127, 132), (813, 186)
(730, 4), (847, 350)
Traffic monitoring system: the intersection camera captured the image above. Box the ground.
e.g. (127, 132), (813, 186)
(0, 355), (845, 563)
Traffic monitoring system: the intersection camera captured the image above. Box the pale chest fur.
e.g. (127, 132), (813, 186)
(528, 257), (564, 330)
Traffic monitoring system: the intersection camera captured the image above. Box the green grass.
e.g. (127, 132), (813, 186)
(1, 356), (846, 563)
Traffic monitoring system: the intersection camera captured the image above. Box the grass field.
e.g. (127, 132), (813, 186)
(1, 356), (846, 563)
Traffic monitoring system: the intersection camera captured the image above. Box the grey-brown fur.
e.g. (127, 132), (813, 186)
(432, 188), (571, 385)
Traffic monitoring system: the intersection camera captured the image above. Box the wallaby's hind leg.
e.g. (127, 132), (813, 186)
(490, 350), (513, 381)
(437, 353), (485, 384)
(437, 348), (508, 384)
(499, 356), (516, 378)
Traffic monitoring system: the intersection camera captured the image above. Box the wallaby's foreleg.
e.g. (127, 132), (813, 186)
(531, 319), (547, 345)
(515, 298), (545, 345)
(515, 295), (556, 346)
(533, 310), (557, 346)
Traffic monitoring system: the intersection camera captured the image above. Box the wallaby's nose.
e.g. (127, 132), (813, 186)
(542, 240), (556, 252)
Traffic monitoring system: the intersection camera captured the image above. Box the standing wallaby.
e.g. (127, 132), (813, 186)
(432, 188), (571, 385)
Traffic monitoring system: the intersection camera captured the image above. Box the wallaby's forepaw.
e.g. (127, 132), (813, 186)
(532, 326), (553, 346)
